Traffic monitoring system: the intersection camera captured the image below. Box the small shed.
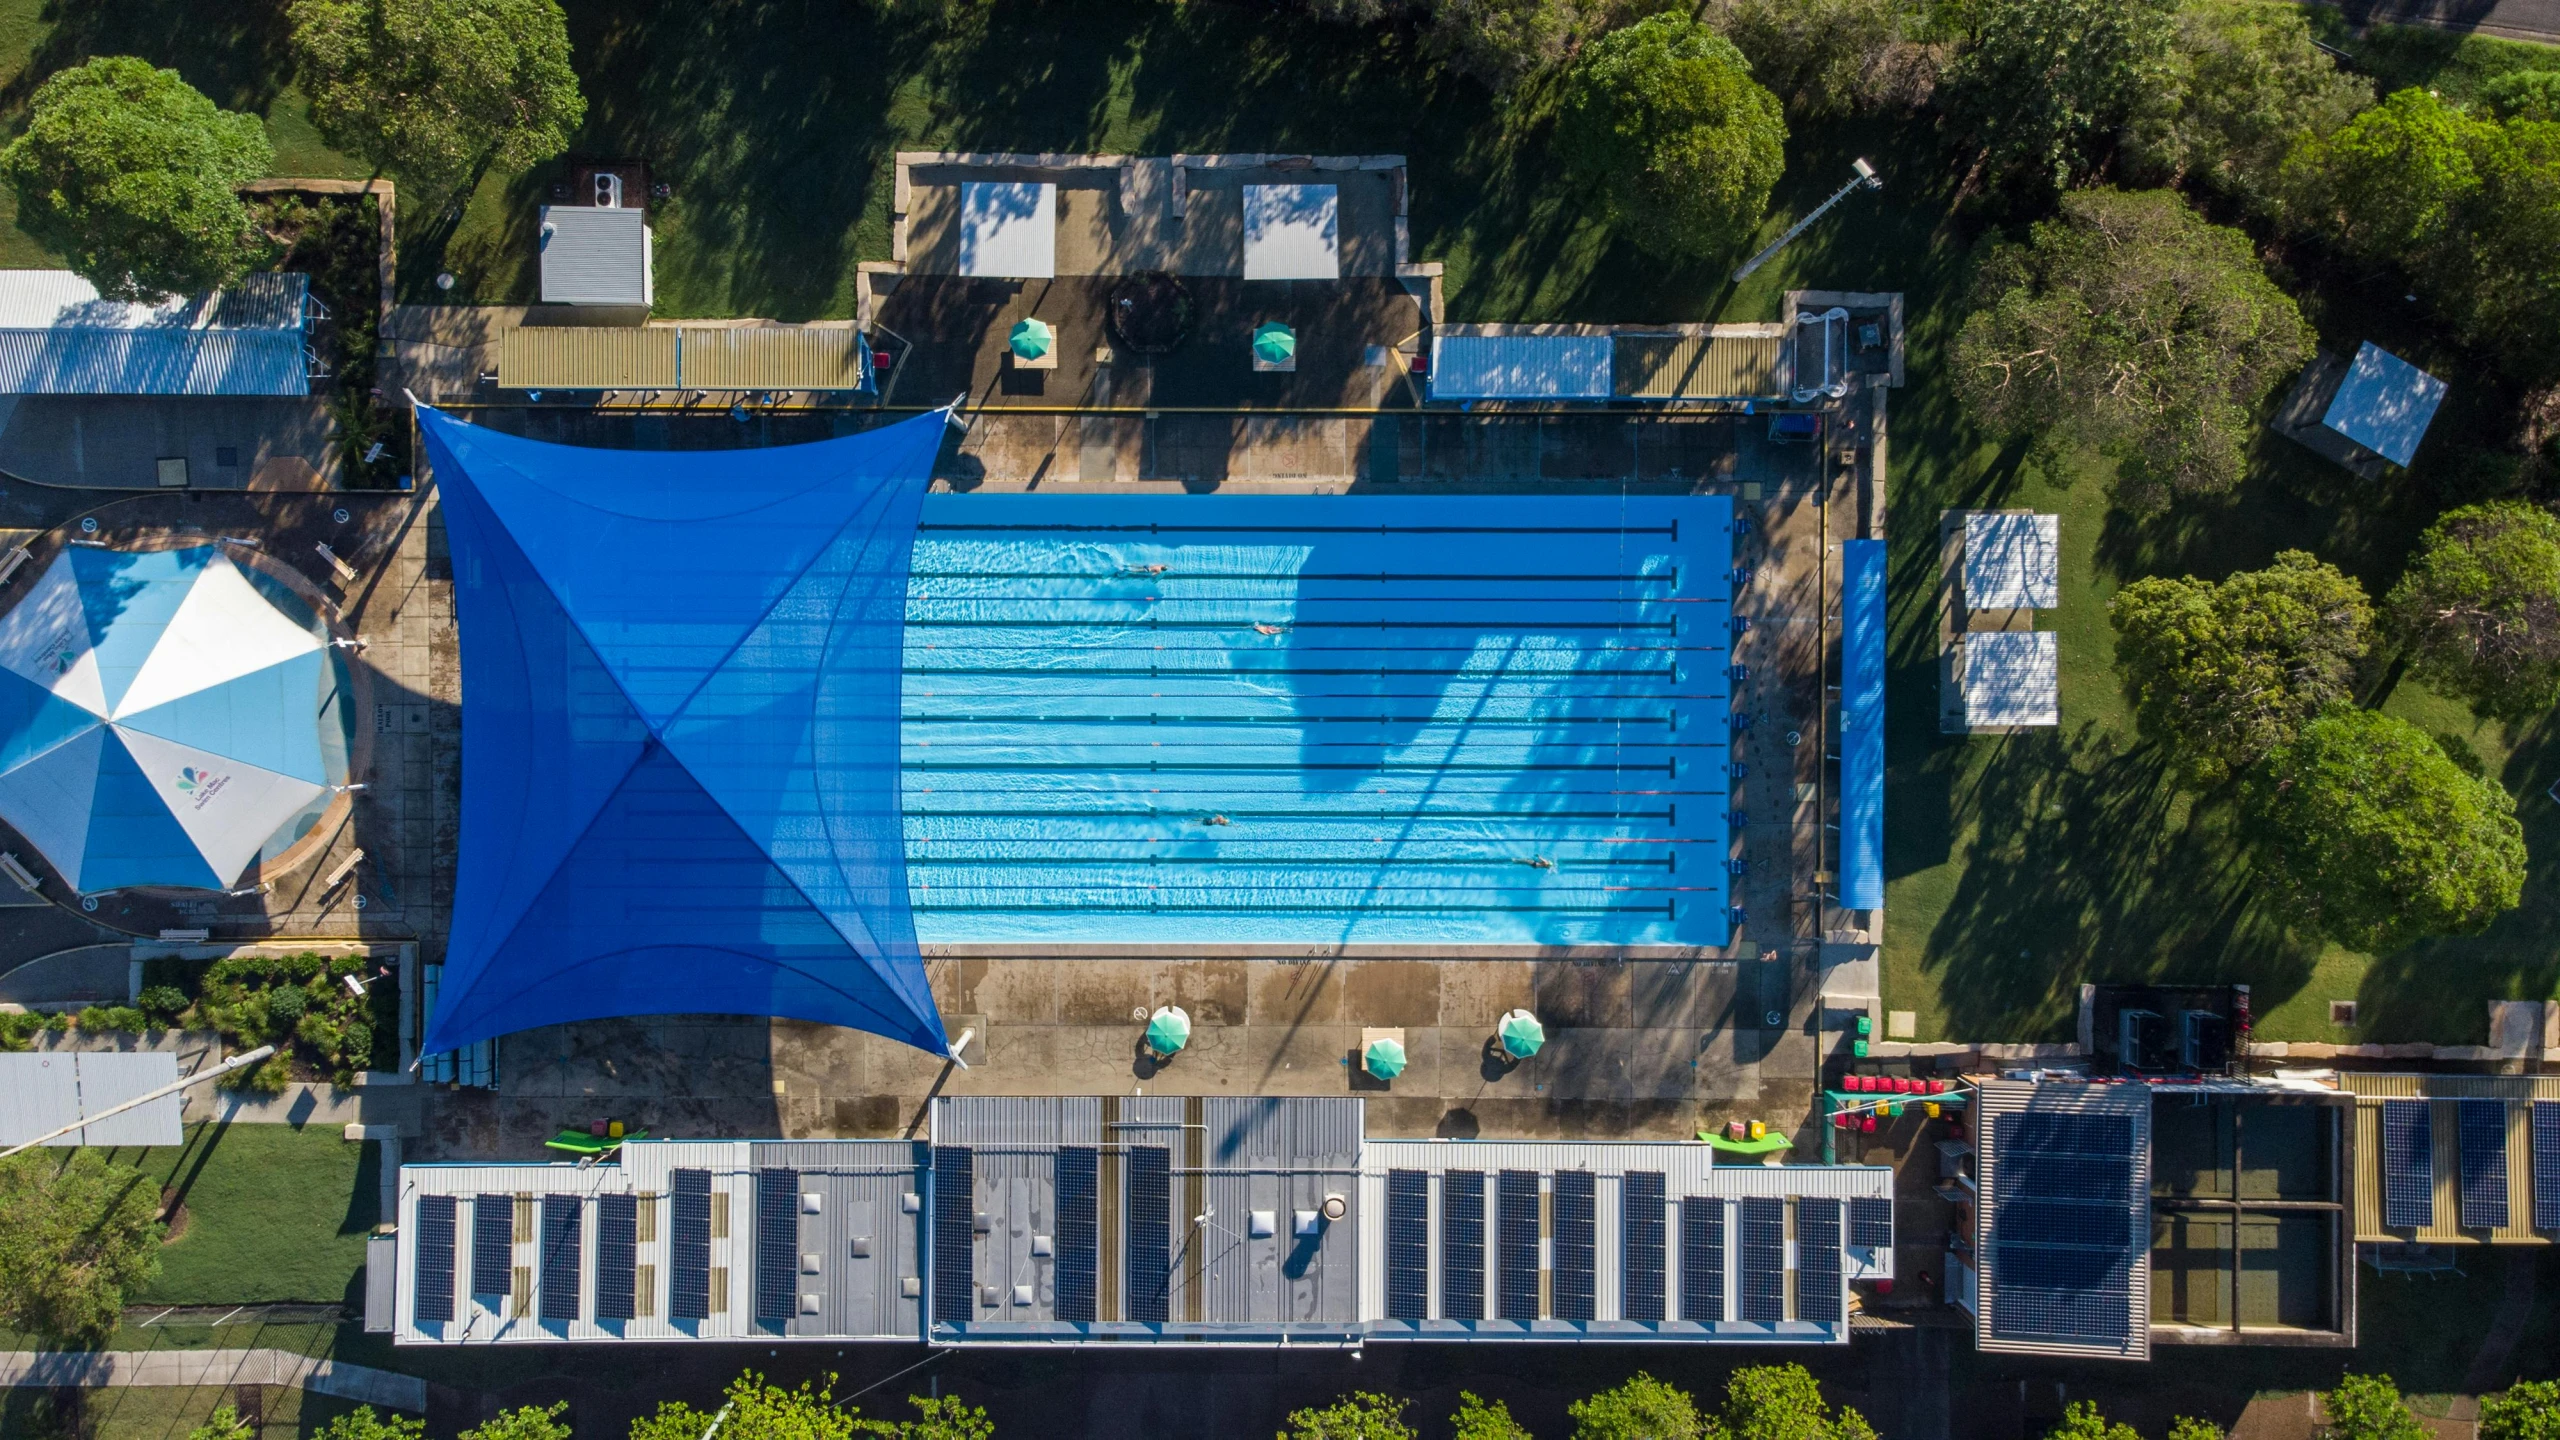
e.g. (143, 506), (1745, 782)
(539, 206), (654, 307)
(1242, 184), (1340, 281)
(1429, 332), (1613, 400)
(2321, 342), (2447, 468)
(1963, 631), (2058, 728)
(1964, 513), (2059, 610)
(957, 181), (1057, 279)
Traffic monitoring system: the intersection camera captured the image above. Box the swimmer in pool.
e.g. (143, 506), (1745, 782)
(1252, 623), (1286, 635)
(1515, 856), (1555, 869)
(1201, 814), (1232, 826)
(1121, 562), (1168, 576)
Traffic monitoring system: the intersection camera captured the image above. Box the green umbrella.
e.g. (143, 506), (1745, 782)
(1145, 1006), (1190, 1056)
(1009, 318), (1054, 360)
(1252, 322), (1296, 365)
(1497, 1009), (1545, 1059)
(1364, 1035), (1407, 1081)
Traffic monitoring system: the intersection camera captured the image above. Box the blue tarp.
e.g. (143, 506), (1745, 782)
(1839, 540), (1884, 911)
(417, 405), (950, 1058)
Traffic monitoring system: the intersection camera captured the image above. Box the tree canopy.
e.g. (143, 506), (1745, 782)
(1557, 14), (1788, 258)
(2245, 709), (2526, 952)
(461, 1405), (571, 1440)
(1951, 188), (2311, 512)
(2126, 0), (2367, 211)
(1283, 1392), (1417, 1440)
(0, 1147), (166, 1341)
(2323, 1376), (2431, 1440)
(2046, 1403), (2141, 1440)
(1717, 1364), (1877, 1440)
(2385, 500), (2560, 719)
(289, 0), (585, 188)
(2109, 551), (2374, 784)
(311, 1409), (426, 1440)
(1942, 0), (2177, 188)
(1707, 0), (1942, 116)
(1453, 1393), (1536, 1440)
(632, 1372), (861, 1440)
(2482, 1381), (2560, 1440)
(0, 56), (273, 301)
(1570, 1373), (1704, 1440)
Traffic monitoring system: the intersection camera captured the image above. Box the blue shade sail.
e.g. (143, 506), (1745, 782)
(1838, 539), (1885, 910)
(417, 405), (950, 1058)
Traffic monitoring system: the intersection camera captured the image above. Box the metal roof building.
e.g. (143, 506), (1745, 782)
(383, 1098), (1895, 1347)
(2343, 1073), (2560, 1246)
(0, 1051), (183, 1147)
(1960, 632), (2059, 728)
(1963, 513), (2060, 610)
(538, 207), (654, 308)
(1967, 1080), (2152, 1360)
(0, 270), (312, 396)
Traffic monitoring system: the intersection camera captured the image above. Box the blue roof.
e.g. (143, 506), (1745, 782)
(417, 406), (953, 1059)
(1430, 335), (1613, 400)
(2320, 342), (2446, 468)
(1838, 540), (1884, 911)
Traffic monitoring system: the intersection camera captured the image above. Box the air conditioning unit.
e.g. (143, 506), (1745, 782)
(2117, 1008), (2168, 1073)
(594, 171), (624, 208)
(2181, 1010), (2232, 1072)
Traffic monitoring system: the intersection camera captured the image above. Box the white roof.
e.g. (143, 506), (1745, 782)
(2321, 342), (2447, 468)
(957, 181), (1057, 279)
(1430, 334), (1614, 400)
(1964, 631), (2058, 727)
(1964, 513), (2059, 609)
(0, 1051), (182, 1147)
(539, 206), (654, 306)
(0, 270), (306, 331)
(1242, 184), (1340, 281)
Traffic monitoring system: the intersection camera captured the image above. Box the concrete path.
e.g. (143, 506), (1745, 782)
(0, 943), (130, 1006)
(0, 1348), (425, 1411)
(2317, 0), (2560, 42)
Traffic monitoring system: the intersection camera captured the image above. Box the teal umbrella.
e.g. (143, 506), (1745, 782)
(1497, 1009), (1545, 1059)
(1145, 1005), (1190, 1056)
(1009, 318), (1054, 360)
(1364, 1036), (1407, 1081)
(1252, 322), (1296, 365)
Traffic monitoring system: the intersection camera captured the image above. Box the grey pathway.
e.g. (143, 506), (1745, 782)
(2317, 0), (2560, 41)
(0, 942), (129, 1005)
(0, 1348), (425, 1411)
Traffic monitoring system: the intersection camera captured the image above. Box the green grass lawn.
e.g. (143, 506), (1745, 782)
(101, 1121), (381, 1307)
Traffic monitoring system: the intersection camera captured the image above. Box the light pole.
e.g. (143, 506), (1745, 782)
(1732, 158), (1882, 283)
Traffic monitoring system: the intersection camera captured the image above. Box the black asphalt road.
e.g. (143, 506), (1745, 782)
(2320, 0), (2560, 43)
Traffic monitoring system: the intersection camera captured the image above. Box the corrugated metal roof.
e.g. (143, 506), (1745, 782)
(1430, 334), (1613, 400)
(0, 270), (306, 331)
(680, 328), (870, 390)
(498, 327), (677, 389)
(0, 1051), (181, 1145)
(1615, 334), (1782, 399)
(934, 1096), (1108, 1147)
(1970, 1081), (2151, 1361)
(0, 329), (310, 395)
(2345, 1077), (2556, 1243)
(540, 207), (652, 307)
(2342, 1074), (2560, 1101)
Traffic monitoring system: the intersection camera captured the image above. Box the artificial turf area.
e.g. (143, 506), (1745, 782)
(0, 2), (2547, 1044)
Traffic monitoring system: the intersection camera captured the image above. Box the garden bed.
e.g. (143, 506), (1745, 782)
(250, 188), (407, 487)
(127, 951), (401, 1089)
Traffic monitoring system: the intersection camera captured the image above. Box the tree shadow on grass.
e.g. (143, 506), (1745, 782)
(1, 0), (296, 120)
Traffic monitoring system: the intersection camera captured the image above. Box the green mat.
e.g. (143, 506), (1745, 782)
(1700, 1130), (1794, 1156)
(543, 1128), (647, 1156)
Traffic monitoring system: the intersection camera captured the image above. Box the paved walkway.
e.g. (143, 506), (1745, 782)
(0, 1348), (425, 1411)
(2316, 0), (2560, 42)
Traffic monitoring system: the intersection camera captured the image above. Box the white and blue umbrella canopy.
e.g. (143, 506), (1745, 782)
(0, 545), (341, 892)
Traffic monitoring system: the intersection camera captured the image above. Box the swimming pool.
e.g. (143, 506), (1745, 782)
(903, 493), (1733, 948)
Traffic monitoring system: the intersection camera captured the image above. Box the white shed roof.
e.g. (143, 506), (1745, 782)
(2321, 342), (2447, 468)
(1242, 184), (1340, 281)
(1965, 513), (2059, 609)
(1430, 334), (1614, 400)
(1964, 631), (2058, 727)
(539, 206), (654, 307)
(957, 181), (1057, 279)
(0, 1051), (182, 1147)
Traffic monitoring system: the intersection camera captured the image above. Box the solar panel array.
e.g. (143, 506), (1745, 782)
(932, 1147), (976, 1320)
(1680, 1198), (1723, 1322)
(472, 1194), (513, 1297)
(413, 1194), (455, 1327)
(1849, 1196), (1893, 1250)
(1054, 1146), (1099, 1323)
(670, 1170), (712, 1320)
(1622, 1171), (1666, 1322)
(1551, 1171), (1596, 1321)
(2382, 1100), (2433, 1229)
(1796, 1198), (1842, 1324)
(2536, 1103), (2560, 1233)
(1385, 1170), (1429, 1320)
(595, 1194), (637, 1321)
(753, 1169), (800, 1322)
(1125, 1146), (1172, 1323)
(1442, 1170), (1485, 1320)
(1497, 1171), (1541, 1321)
(540, 1195), (582, 1322)
(1738, 1197), (1785, 1322)
(2459, 1100), (2510, 1230)
(1987, 1112), (2135, 1346)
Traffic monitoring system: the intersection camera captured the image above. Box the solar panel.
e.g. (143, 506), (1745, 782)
(1987, 1112), (2136, 1346)
(1738, 1196), (1785, 1322)
(413, 1194), (455, 1327)
(595, 1194), (637, 1321)
(1796, 1198), (1842, 1324)
(1850, 1196), (1893, 1249)
(1621, 1171), (1665, 1322)
(2460, 1099), (2510, 1229)
(1125, 1146), (1171, 1324)
(1054, 1146), (1098, 1323)
(670, 1170), (712, 1320)
(1551, 1171), (1596, 1321)
(2536, 1103), (2560, 1233)
(1497, 1171), (1541, 1321)
(932, 1146), (976, 1322)
(472, 1193), (513, 1297)
(1679, 1197), (1723, 1322)
(1442, 1170), (1485, 1320)
(2382, 1100), (2433, 1229)
(539, 1195), (582, 1322)
(753, 1169), (799, 1322)
(1386, 1170), (1429, 1320)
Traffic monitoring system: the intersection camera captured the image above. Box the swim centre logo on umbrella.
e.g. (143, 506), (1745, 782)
(173, 765), (230, 806)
